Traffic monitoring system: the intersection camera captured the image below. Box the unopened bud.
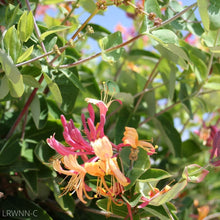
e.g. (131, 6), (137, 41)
(53, 45), (61, 55)
(96, 0), (107, 10)
(86, 25), (94, 34)
(154, 17), (162, 26)
(148, 12), (156, 21)
(77, 33), (85, 41)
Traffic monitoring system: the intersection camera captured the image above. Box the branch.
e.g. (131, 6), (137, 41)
(150, 2), (197, 32)
(133, 57), (162, 113)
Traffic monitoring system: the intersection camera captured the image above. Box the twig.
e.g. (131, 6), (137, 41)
(133, 57), (162, 113)
(49, 7), (99, 65)
(25, 0), (49, 62)
(162, 203), (174, 220)
(61, 0), (79, 25)
(150, 2), (197, 32)
(0, 2), (198, 72)
(138, 101), (181, 127)
(207, 29), (220, 76)
(59, 34), (144, 69)
(133, 83), (166, 98)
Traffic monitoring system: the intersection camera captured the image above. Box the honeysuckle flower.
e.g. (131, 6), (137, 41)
(47, 98), (132, 205)
(122, 127), (156, 159)
(91, 136), (129, 187)
(197, 205), (210, 220)
(53, 154), (92, 204)
(47, 114), (95, 156)
(195, 119), (220, 147)
(85, 97), (122, 118)
(210, 130), (220, 167)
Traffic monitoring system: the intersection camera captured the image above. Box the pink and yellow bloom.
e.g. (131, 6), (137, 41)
(47, 98), (129, 204)
(210, 131), (220, 167)
(122, 126), (156, 158)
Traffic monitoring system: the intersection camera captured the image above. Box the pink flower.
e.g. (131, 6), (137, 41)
(195, 121), (219, 147)
(47, 99), (108, 157)
(210, 131), (220, 166)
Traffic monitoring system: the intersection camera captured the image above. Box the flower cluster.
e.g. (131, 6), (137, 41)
(47, 98), (156, 204)
(196, 119), (220, 167)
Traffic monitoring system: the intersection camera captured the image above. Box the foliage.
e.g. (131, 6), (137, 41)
(0, 0), (220, 219)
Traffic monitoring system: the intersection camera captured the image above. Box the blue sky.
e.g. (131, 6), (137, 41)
(73, 0), (200, 53)
(79, 0), (200, 32)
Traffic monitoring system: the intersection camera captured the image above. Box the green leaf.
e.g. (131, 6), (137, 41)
(155, 44), (188, 69)
(83, 23), (111, 40)
(153, 113), (182, 157)
(31, 95), (48, 129)
(204, 75), (220, 90)
(202, 30), (220, 47)
(197, 0), (210, 31)
(151, 30), (178, 44)
(149, 179), (187, 206)
(31, 96), (40, 129)
(99, 31), (124, 63)
(138, 168), (172, 182)
(182, 164), (209, 183)
(22, 170), (38, 194)
(23, 75), (41, 88)
(181, 139), (201, 157)
(26, 120), (63, 142)
(40, 26), (71, 41)
(60, 68), (84, 91)
(0, 196), (52, 220)
(159, 59), (177, 100)
(210, 45), (220, 56)
(179, 83), (193, 119)
(146, 0), (161, 17)
(17, 11), (34, 42)
(34, 141), (55, 165)
(96, 198), (128, 217)
(48, 180), (75, 217)
(115, 107), (130, 144)
(129, 49), (160, 59)
(120, 147), (151, 190)
(17, 45), (34, 63)
(118, 70), (138, 94)
(208, 0), (220, 30)
(114, 92), (134, 106)
(43, 72), (62, 106)
(140, 0), (161, 32)
(106, 80), (120, 95)
(80, 65), (100, 97)
(79, 0), (96, 14)
(54, 71), (79, 114)
(122, 193), (142, 207)
(3, 25), (21, 62)
(21, 65), (42, 77)
(0, 75), (9, 99)
(5, 4), (21, 28)
(0, 135), (22, 166)
(166, 44), (190, 62)
(144, 85), (156, 116)
(190, 54), (208, 82)
(143, 205), (172, 220)
(0, 50), (24, 98)
(0, 159), (38, 173)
